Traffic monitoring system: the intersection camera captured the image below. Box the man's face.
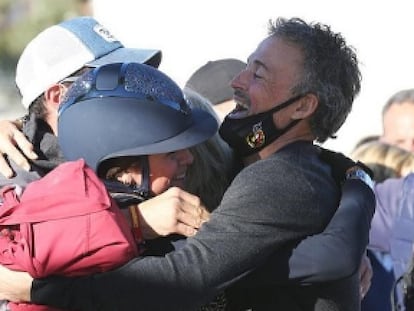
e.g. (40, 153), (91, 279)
(229, 36), (303, 125)
(381, 102), (414, 153)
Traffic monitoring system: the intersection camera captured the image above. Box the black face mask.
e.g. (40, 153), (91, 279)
(219, 94), (304, 157)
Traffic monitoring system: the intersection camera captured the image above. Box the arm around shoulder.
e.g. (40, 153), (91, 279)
(244, 178), (375, 285)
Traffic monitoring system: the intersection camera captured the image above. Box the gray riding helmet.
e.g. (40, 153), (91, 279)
(57, 62), (219, 175)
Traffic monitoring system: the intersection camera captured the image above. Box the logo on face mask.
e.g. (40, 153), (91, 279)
(246, 122), (265, 148)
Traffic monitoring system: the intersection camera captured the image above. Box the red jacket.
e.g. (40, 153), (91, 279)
(0, 159), (139, 311)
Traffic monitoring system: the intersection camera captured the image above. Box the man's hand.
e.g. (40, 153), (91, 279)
(0, 265), (32, 302)
(359, 253), (373, 300)
(0, 119), (37, 178)
(137, 187), (210, 239)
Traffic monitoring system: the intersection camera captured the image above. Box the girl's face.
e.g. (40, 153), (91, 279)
(148, 149), (194, 194)
(120, 149), (194, 195)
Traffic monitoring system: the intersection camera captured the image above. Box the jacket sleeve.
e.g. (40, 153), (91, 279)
(239, 179), (376, 286)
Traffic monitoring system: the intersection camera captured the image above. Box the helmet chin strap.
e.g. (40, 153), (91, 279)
(134, 155), (151, 199)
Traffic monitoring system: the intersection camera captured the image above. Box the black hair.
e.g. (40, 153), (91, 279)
(269, 17), (361, 142)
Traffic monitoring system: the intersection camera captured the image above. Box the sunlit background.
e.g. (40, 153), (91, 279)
(2, 0), (414, 154)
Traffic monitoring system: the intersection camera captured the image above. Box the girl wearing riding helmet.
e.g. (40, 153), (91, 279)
(58, 61), (218, 247)
(0, 62), (218, 311)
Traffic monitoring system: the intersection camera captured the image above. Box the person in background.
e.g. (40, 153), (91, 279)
(351, 140), (414, 181)
(351, 140), (414, 311)
(380, 89), (414, 153)
(356, 89), (414, 310)
(0, 17), (376, 311)
(354, 135), (380, 150)
(185, 58), (246, 120)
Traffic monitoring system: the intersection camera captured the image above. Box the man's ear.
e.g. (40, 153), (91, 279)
(292, 93), (318, 119)
(43, 84), (66, 109)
